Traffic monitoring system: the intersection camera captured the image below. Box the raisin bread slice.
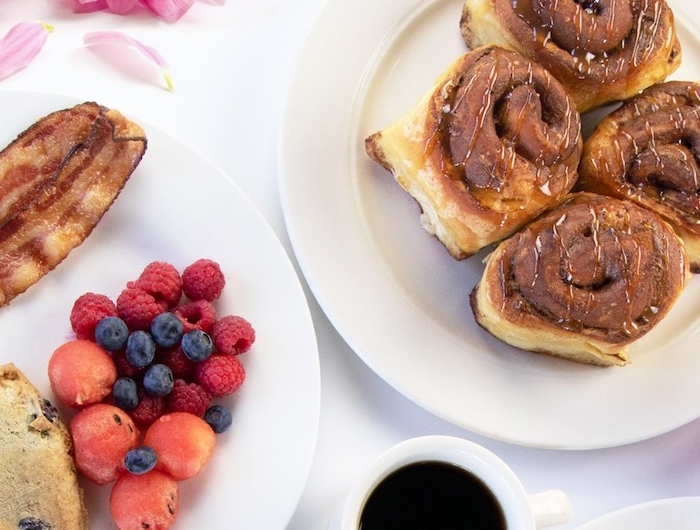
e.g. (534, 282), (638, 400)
(0, 363), (88, 530)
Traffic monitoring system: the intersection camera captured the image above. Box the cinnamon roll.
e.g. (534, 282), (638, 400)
(578, 81), (700, 272)
(470, 192), (689, 366)
(459, 0), (681, 113)
(365, 46), (582, 260)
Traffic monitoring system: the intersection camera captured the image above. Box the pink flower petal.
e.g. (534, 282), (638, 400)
(83, 30), (173, 90)
(105, 0), (140, 14)
(0, 21), (53, 81)
(142, 0), (195, 22)
(73, 0), (109, 13)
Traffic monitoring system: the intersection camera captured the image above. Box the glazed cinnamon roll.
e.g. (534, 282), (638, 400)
(579, 81), (700, 272)
(365, 46), (582, 260)
(459, 0), (681, 113)
(470, 192), (689, 366)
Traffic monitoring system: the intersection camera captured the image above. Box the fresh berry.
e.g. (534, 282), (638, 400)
(124, 446), (158, 475)
(70, 293), (118, 340)
(150, 312), (184, 348)
(129, 392), (166, 428)
(48, 339), (117, 408)
(157, 346), (195, 380)
(144, 412), (216, 480)
(70, 403), (139, 484)
(195, 354), (245, 397)
(112, 377), (139, 411)
(181, 258), (225, 301)
(203, 404), (233, 434)
(125, 330), (157, 368)
(131, 261), (183, 308)
(142, 364), (175, 396)
(117, 287), (167, 331)
(110, 470), (179, 530)
(95, 316), (129, 351)
(112, 349), (147, 380)
(166, 379), (211, 416)
(181, 329), (213, 362)
(212, 315), (255, 355)
(173, 299), (217, 333)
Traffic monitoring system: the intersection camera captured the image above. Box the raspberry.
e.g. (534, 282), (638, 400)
(212, 315), (256, 355)
(110, 470), (179, 530)
(128, 392), (166, 428)
(157, 345), (196, 380)
(173, 299), (217, 333)
(70, 292), (118, 339)
(194, 354), (245, 397)
(166, 379), (212, 416)
(117, 287), (168, 330)
(130, 261), (183, 308)
(181, 259), (225, 301)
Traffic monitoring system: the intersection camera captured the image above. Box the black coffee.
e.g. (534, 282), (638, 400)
(359, 461), (506, 530)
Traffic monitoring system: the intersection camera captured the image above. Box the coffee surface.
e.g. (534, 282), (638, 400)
(359, 461), (506, 529)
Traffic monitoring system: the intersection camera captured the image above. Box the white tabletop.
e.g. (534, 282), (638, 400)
(4, 0), (700, 529)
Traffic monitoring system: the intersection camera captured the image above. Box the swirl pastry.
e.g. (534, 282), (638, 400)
(470, 192), (689, 366)
(365, 46), (582, 260)
(459, 0), (681, 113)
(578, 81), (700, 272)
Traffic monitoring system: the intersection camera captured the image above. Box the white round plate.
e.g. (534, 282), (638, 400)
(279, 0), (700, 449)
(576, 497), (700, 530)
(0, 91), (320, 529)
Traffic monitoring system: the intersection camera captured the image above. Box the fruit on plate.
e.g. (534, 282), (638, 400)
(47, 258), (256, 529)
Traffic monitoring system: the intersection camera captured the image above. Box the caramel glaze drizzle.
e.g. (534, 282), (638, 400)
(607, 83), (700, 225)
(427, 47), (580, 224)
(507, 0), (666, 81)
(498, 193), (684, 340)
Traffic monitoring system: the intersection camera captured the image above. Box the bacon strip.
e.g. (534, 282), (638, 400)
(0, 102), (147, 306)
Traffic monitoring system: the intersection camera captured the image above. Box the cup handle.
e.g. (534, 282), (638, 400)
(528, 489), (572, 528)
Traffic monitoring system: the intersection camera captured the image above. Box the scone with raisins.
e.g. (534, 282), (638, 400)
(0, 363), (88, 530)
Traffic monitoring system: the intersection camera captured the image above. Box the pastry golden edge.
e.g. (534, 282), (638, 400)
(0, 363), (88, 530)
(470, 222), (690, 367)
(365, 49), (581, 260)
(365, 75), (485, 260)
(459, 0), (681, 113)
(470, 249), (630, 367)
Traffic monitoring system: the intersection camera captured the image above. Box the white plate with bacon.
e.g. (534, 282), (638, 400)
(0, 90), (320, 529)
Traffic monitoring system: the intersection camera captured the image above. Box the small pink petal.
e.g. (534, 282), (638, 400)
(73, 0), (109, 13)
(83, 30), (173, 90)
(0, 21), (53, 81)
(142, 0), (195, 22)
(105, 0), (140, 14)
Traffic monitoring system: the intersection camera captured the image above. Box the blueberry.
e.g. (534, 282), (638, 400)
(150, 312), (184, 348)
(124, 445), (158, 475)
(95, 316), (129, 351)
(204, 404), (233, 433)
(181, 329), (213, 362)
(19, 518), (51, 530)
(112, 377), (139, 411)
(142, 363), (174, 396)
(125, 330), (156, 368)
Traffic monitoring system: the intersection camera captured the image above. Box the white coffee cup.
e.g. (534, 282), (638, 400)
(328, 435), (571, 530)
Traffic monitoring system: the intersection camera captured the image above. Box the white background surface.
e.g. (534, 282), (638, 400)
(2, 0), (700, 528)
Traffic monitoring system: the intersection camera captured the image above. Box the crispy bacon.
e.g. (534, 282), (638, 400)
(0, 102), (147, 306)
